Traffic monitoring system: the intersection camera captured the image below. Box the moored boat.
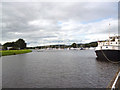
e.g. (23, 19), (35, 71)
(95, 36), (120, 62)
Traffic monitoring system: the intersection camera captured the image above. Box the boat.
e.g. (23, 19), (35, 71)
(80, 47), (84, 50)
(35, 48), (44, 52)
(95, 36), (120, 62)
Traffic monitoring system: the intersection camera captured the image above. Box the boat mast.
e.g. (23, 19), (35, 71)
(108, 23), (110, 45)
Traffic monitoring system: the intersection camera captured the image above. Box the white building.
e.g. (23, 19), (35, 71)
(7, 47), (13, 50)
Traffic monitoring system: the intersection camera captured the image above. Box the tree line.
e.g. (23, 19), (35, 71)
(3, 39), (26, 50)
(27, 42), (98, 49)
(2, 38), (98, 50)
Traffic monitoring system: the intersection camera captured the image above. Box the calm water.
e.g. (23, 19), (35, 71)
(2, 50), (120, 88)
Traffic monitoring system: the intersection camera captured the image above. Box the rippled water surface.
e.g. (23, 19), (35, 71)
(2, 50), (120, 88)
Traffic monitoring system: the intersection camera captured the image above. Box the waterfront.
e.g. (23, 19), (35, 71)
(2, 49), (120, 88)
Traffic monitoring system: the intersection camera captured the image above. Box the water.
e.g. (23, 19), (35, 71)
(2, 50), (120, 88)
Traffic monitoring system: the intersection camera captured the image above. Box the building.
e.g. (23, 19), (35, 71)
(7, 47), (13, 50)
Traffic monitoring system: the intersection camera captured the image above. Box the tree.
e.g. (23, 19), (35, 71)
(71, 43), (77, 48)
(3, 39), (26, 50)
(89, 42), (98, 47)
(16, 39), (26, 49)
(3, 42), (15, 50)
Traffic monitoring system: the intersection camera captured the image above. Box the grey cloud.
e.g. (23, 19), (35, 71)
(1, 2), (118, 46)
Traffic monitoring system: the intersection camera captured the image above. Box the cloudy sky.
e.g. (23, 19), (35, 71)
(1, 1), (118, 46)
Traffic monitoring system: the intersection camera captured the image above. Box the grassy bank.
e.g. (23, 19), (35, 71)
(0, 49), (32, 56)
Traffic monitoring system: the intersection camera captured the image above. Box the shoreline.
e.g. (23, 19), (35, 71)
(0, 49), (32, 56)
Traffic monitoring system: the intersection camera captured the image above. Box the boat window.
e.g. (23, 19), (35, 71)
(111, 37), (115, 41)
(116, 42), (117, 44)
(106, 47), (108, 48)
(111, 43), (112, 44)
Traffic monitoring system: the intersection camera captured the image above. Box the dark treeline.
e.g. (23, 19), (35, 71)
(2, 39), (26, 50)
(27, 42), (98, 49)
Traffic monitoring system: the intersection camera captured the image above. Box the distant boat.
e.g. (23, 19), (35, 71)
(89, 47), (95, 50)
(95, 36), (120, 62)
(37, 49), (46, 52)
(70, 48), (80, 50)
(80, 47), (84, 50)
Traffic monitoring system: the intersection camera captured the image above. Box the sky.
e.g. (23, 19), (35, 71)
(0, 1), (119, 47)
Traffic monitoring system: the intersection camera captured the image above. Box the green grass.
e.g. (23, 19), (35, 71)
(0, 49), (32, 56)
